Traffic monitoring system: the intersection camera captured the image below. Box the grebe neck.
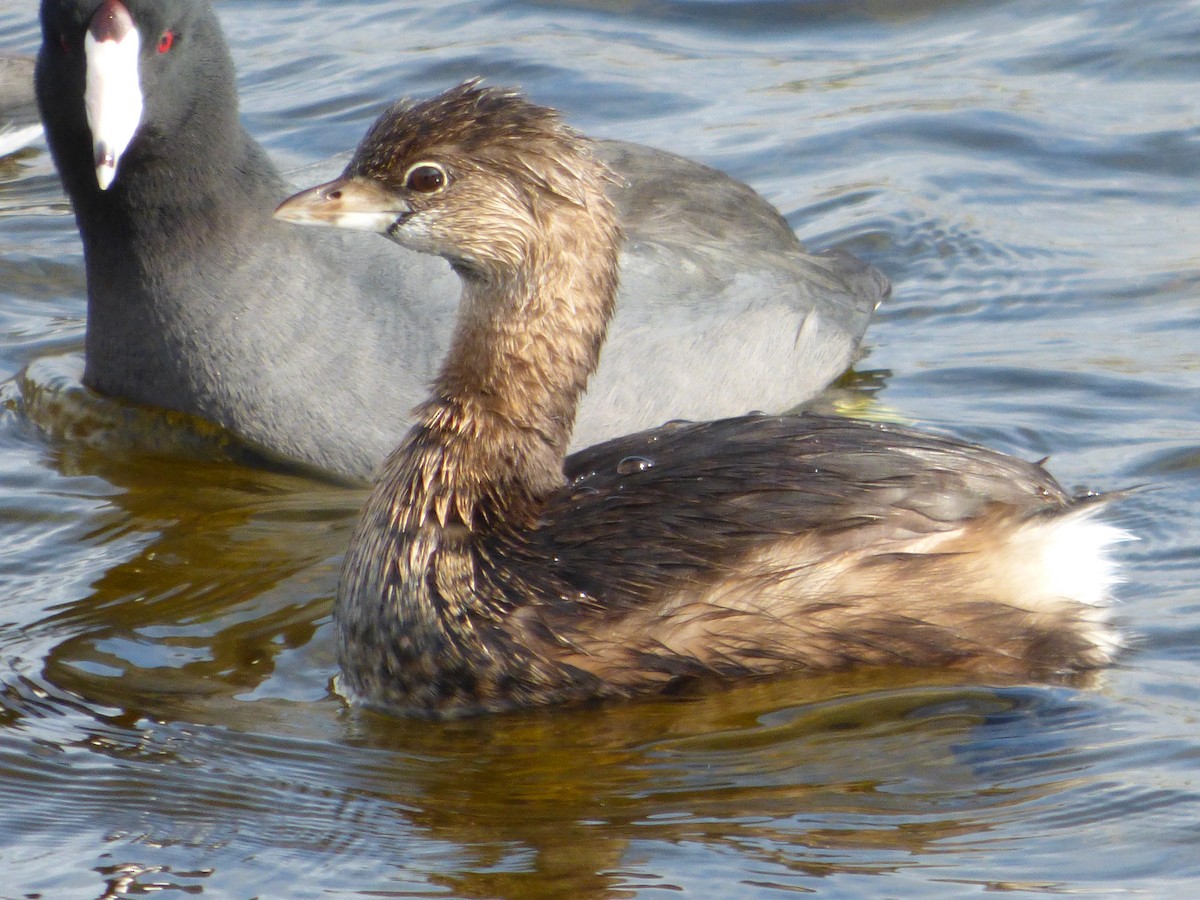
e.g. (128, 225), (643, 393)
(334, 132), (624, 707)
(409, 211), (621, 509)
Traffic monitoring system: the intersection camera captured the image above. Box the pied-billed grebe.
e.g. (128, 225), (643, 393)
(275, 82), (1127, 718)
(35, 0), (886, 482)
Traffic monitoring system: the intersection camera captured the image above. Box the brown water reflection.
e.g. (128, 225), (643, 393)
(0, 347), (1140, 898)
(5, 0), (1200, 894)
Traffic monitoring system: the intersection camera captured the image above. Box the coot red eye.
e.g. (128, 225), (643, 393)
(156, 30), (175, 54)
(404, 163), (447, 193)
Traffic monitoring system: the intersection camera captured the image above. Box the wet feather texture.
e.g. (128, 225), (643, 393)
(277, 84), (1128, 718)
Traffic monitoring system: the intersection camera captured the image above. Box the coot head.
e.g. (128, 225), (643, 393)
(37, 0), (234, 195)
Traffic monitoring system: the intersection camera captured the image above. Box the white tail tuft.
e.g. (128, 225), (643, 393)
(1010, 503), (1133, 661)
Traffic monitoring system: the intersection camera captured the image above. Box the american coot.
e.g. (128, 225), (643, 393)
(274, 83), (1126, 719)
(0, 55), (42, 157)
(36, 0), (888, 482)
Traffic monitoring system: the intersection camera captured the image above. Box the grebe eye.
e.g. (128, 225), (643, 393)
(156, 30), (175, 54)
(403, 162), (447, 193)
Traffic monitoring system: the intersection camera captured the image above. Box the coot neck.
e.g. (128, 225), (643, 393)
(72, 108), (284, 377)
(55, 56), (297, 409)
(74, 109), (282, 257)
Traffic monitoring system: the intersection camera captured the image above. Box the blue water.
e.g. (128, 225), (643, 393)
(2, 0), (1199, 896)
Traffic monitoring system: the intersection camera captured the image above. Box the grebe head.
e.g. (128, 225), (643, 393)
(277, 82), (625, 476)
(275, 81), (619, 284)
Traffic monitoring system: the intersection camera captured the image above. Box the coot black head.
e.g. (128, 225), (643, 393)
(38, 0), (231, 197)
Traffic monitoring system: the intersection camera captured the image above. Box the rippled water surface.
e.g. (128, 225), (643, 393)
(2, 0), (1199, 896)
